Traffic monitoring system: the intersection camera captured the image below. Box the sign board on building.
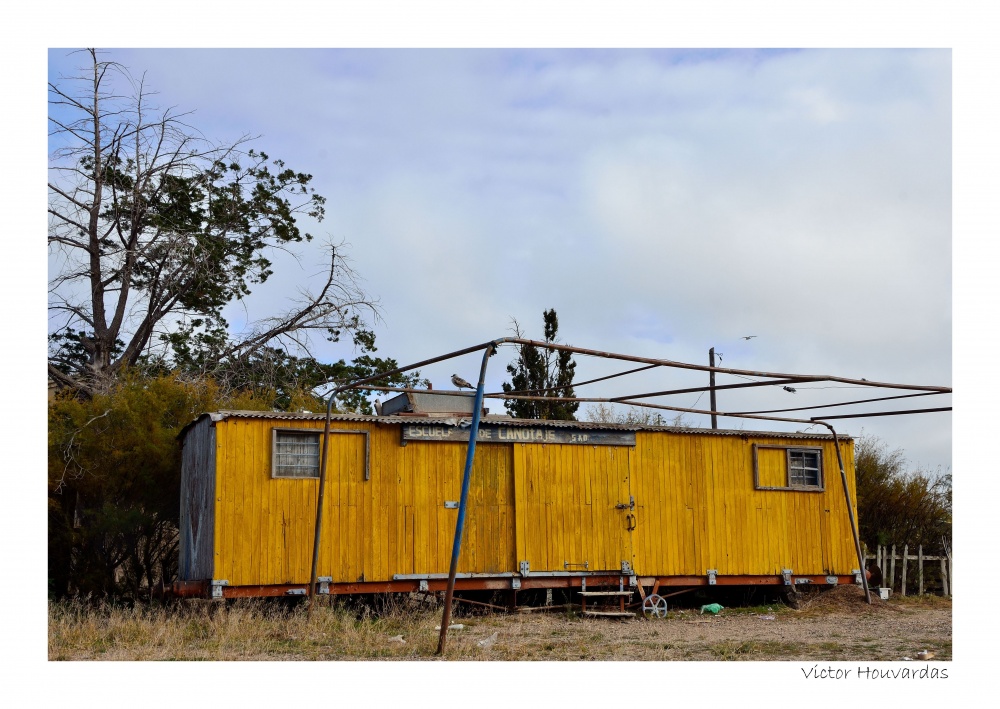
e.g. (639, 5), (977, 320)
(401, 424), (635, 446)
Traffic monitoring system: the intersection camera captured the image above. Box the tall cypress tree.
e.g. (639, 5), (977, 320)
(502, 309), (578, 420)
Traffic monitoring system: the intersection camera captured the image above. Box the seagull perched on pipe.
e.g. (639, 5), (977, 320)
(451, 374), (474, 390)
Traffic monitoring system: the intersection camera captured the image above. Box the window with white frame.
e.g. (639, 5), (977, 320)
(272, 429), (321, 478)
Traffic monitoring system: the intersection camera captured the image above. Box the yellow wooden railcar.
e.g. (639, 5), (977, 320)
(176, 409), (860, 599)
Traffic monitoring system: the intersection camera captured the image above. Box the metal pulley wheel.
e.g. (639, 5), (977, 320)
(642, 594), (668, 618)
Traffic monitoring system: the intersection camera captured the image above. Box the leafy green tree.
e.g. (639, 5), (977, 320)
(48, 49), (375, 394)
(502, 309), (578, 420)
(47, 372), (282, 599)
(854, 433), (952, 554)
(200, 343), (429, 414)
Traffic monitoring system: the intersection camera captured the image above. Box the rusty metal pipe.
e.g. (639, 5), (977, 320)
(338, 337), (949, 397)
(731, 390), (946, 416)
(306, 402), (333, 617)
(819, 422), (871, 604)
(351, 376), (805, 400)
(811, 407), (951, 421)
(499, 338), (951, 393)
(610, 378), (809, 402)
(709, 347), (718, 430)
(489, 363), (661, 396)
(451, 596), (510, 612)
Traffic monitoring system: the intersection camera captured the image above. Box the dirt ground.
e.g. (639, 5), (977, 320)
(427, 586), (952, 661)
(48, 585), (952, 661)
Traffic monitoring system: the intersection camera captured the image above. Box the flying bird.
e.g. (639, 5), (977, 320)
(451, 374), (474, 390)
(741, 335), (757, 340)
(783, 386), (797, 393)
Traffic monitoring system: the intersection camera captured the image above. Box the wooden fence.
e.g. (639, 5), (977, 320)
(864, 542), (952, 597)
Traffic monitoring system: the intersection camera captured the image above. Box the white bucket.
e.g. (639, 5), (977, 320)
(878, 587), (891, 600)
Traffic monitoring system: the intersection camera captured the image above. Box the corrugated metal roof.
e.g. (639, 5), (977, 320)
(179, 409), (848, 441)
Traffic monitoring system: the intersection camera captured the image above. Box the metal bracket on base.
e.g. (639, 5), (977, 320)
(419, 579), (429, 592)
(511, 578), (521, 590)
(210, 579), (228, 600)
(629, 575), (637, 587)
(852, 569), (863, 584)
(707, 569), (718, 586)
(781, 569), (793, 586)
(519, 560), (530, 576)
(621, 560), (633, 575)
(317, 576), (332, 595)
(825, 576), (838, 585)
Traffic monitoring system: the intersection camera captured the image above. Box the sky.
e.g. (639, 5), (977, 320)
(47, 47), (952, 472)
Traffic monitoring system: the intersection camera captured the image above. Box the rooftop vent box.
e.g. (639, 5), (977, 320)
(379, 391), (487, 417)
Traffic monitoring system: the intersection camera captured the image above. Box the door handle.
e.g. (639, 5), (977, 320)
(626, 513), (636, 531)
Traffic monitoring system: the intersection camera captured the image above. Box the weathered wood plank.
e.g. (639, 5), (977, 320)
(918, 544), (924, 595)
(901, 544), (908, 597)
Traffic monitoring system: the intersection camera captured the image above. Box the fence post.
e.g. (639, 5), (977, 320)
(918, 545), (924, 595)
(942, 537), (952, 598)
(940, 557), (949, 596)
(889, 544), (896, 592)
(901, 544), (908, 597)
(877, 545), (883, 576)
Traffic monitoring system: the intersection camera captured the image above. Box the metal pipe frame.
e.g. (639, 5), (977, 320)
(303, 336), (951, 616)
(436, 343), (495, 654)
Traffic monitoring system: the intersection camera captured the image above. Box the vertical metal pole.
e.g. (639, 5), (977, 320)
(306, 394), (336, 617)
(709, 348), (718, 429)
(825, 426), (871, 604)
(436, 343), (495, 655)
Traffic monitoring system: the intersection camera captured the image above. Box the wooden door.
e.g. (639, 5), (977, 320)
(516, 444), (633, 573)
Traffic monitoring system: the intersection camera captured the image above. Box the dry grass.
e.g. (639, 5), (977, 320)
(48, 589), (952, 662)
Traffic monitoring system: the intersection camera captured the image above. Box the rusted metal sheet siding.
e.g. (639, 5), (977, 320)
(212, 418), (515, 586)
(179, 417), (216, 581)
(629, 432), (857, 576)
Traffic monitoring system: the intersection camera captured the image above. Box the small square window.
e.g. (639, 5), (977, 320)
(787, 449), (822, 488)
(272, 430), (320, 478)
(753, 444), (824, 491)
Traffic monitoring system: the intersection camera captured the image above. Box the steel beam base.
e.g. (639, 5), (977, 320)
(164, 573), (857, 599)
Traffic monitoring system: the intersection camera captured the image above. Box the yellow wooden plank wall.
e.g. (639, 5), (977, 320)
(630, 432), (857, 577)
(213, 419), (515, 585)
(211, 418), (857, 585)
(756, 447), (787, 488)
